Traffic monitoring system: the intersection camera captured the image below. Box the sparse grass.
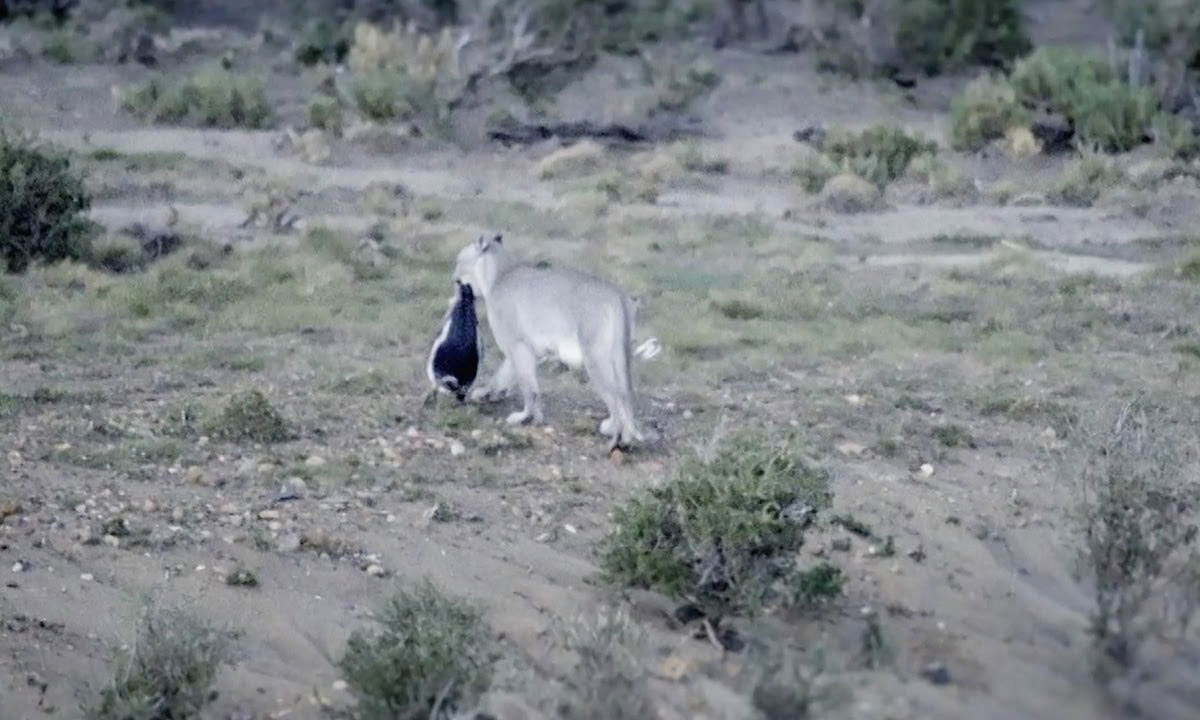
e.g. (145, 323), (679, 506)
(788, 563), (844, 608)
(119, 65), (273, 129)
(831, 514), (873, 537)
(1078, 398), (1200, 683)
(0, 126), (94, 273)
(203, 390), (289, 444)
(932, 423), (969, 447)
(83, 600), (229, 720)
(338, 579), (494, 720)
(559, 606), (655, 720)
(859, 608), (892, 669)
(677, 140), (729, 174)
(600, 432), (834, 620)
(1049, 153), (1124, 207)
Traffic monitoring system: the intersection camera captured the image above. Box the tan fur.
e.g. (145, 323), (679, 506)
(453, 233), (650, 450)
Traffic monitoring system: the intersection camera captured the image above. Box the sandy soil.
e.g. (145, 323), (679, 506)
(2, 5), (1200, 720)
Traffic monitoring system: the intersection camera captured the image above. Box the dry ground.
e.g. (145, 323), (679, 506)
(3, 12), (1200, 720)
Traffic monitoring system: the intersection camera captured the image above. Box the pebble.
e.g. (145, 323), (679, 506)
(919, 463), (935, 477)
(102, 535), (120, 548)
(279, 477), (307, 500)
(141, 498), (158, 513)
(365, 564), (386, 577)
(920, 661), (951, 686)
(80, 573), (94, 582)
(836, 442), (866, 457)
(258, 509), (280, 520)
(305, 455), (327, 469)
(11, 561), (23, 573)
(6, 451), (21, 468)
(185, 466), (210, 486)
(171, 507), (185, 522)
(332, 680), (348, 692)
(449, 440), (466, 457)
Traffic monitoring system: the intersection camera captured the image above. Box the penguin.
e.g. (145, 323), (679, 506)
(424, 279), (481, 404)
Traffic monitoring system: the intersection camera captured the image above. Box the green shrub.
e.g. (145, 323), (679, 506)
(83, 602), (228, 720)
(351, 70), (416, 122)
(891, 0), (1031, 75)
(1098, 0), (1200, 58)
(204, 389), (289, 444)
(792, 148), (839, 193)
(120, 65), (273, 129)
(821, 125), (938, 188)
(600, 432), (835, 620)
(949, 73), (1029, 150)
(307, 94), (344, 133)
(0, 126), (94, 273)
(338, 579), (494, 720)
(295, 17), (349, 66)
(1009, 46), (1160, 152)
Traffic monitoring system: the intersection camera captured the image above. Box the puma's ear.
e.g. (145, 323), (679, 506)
(492, 233), (503, 246)
(474, 234), (488, 251)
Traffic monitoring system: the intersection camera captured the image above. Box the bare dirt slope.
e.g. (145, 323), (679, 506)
(3, 11), (1200, 720)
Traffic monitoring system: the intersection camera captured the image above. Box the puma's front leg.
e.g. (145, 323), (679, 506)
(469, 357), (516, 403)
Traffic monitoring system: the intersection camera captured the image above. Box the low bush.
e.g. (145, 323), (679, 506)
(600, 432), (836, 621)
(0, 126), (94, 273)
(338, 579), (494, 720)
(83, 601), (229, 720)
(890, 0), (1031, 75)
(204, 389), (290, 444)
(949, 73), (1029, 150)
(1079, 398), (1200, 684)
(119, 65), (272, 129)
(821, 125), (938, 188)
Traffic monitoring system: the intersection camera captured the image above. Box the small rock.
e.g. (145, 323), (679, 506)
(80, 573), (94, 582)
(171, 507), (185, 522)
(836, 441), (866, 457)
(365, 564), (386, 577)
(185, 466), (210, 486)
(918, 463), (935, 478)
(305, 455), (327, 469)
(920, 661), (951, 685)
(276, 533), (302, 552)
(11, 561), (23, 573)
(257, 462), (277, 476)
(534, 532), (552, 543)
(449, 440), (466, 457)
(332, 680), (348, 692)
(661, 655), (690, 681)
(258, 509), (280, 520)
(563, 524), (578, 535)
(0, 498), (21, 520)
(1041, 426), (1058, 439)
(278, 477), (307, 501)
(609, 448), (627, 465)
(6, 451), (21, 468)
(102, 535), (120, 548)
(141, 498), (158, 513)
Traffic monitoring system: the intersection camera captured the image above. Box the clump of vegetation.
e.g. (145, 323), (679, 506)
(119, 65), (273, 129)
(793, 147), (840, 193)
(559, 606), (655, 720)
(204, 390), (290, 444)
(820, 125), (938, 188)
(788, 563), (844, 608)
(932, 423), (969, 448)
(949, 73), (1029, 150)
(811, 0), (1029, 77)
(1098, 0), (1200, 59)
(307, 94), (344, 134)
(677, 140), (729, 174)
(1079, 398), (1200, 682)
(295, 17), (350, 66)
(225, 566), (259, 588)
(338, 579), (495, 720)
(0, 126), (94, 273)
(890, 0), (1032, 75)
(83, 601), (229, 720)
(600, 432), (836, 620)
(1049, 153), (1124, 207)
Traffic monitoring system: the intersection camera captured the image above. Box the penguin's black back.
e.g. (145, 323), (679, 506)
(431, 282), (479, 400)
